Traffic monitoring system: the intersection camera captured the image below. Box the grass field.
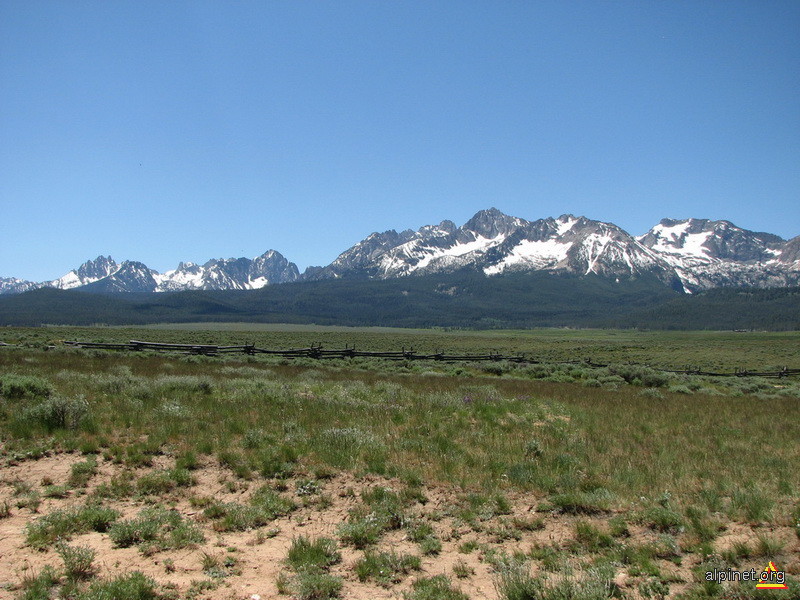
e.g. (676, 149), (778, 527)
(0, 326), (798, 599)
(4, 324), (800, 370)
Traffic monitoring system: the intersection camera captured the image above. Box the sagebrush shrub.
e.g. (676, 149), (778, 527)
(21, 396), (89, 431)
(608, 365), (671, 388)
(57, 542), (96, 581)
(0, 374), (52, 399)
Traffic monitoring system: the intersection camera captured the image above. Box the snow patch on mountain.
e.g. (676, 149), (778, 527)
(409, 235), (504, 272)
(644, 221), (714, 258)
(555, 215), (578, 236)
(483, 238), (572, 275)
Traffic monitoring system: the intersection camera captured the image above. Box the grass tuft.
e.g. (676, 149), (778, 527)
(204, 486), (295, 532)
(405, 575), (469, 600)
(26, 504), (119, 549)
(108, 507), (204, 551)
(80, 571), (162, 600)
(355, 550), (421, 586)
(287, 536), (341, 572)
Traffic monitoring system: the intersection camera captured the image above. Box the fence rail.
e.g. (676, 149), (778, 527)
(58, 339), (800, 379)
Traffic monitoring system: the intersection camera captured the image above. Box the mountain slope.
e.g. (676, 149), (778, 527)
(637, 218), (799, 291)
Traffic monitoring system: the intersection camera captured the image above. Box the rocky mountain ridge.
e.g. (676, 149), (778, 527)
(2, 209), (798, 294)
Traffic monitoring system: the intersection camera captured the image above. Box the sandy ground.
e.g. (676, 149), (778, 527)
(0, 452), (797, 599)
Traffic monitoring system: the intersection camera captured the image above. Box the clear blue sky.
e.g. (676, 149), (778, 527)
(2, 1), (798, 281)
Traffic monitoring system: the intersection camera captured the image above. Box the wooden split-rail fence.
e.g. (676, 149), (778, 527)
(63, 340), (518, 361)
(58, 340), (800, 379)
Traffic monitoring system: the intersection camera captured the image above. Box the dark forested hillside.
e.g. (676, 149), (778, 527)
(0, 272), (797, 330)
(623, 286), (800, 331)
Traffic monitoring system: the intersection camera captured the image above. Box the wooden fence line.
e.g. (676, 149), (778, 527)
(58, 340), (800, 379)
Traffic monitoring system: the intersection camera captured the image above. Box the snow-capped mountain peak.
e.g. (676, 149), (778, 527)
(155, 250), (300, 292)
(636, 218), (791, 290)
(0, 277), (40, 295)
(462, 207), (528, 239)
(51, 256), (119, 289)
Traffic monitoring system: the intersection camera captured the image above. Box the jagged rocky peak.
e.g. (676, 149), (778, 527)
(779, 236), (800, 265)
(80, 260), (159, 293)
(115, 261), (155, 277)
(52, 255), (120, 289)
(463, 207), (527, 239)
(322, 229), (411, 275)
(155, 250), (300, 291)
(632, 218), (800, 292)
(250, 250), (300, 285)
(419, 220), (457, 236)
(76, 256), (118, 280)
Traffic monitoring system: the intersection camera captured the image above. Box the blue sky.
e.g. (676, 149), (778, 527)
(2, 1), (798, 281)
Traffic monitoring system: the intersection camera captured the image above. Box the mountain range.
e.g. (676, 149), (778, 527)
(0, 250), (299, 295)
(3, 209), (799, 295)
